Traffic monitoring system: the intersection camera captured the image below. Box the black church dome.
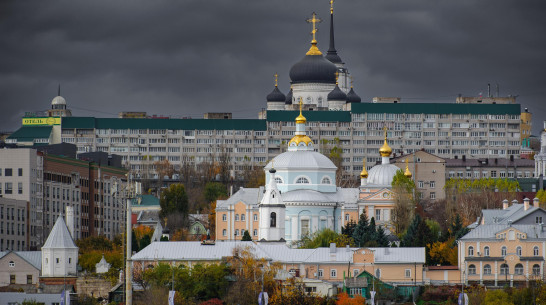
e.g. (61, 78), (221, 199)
(266, 86), (286, 102)
(327, 85), (347, 101)
(289, 54), (337, 84)
(346, 88), (361, 103)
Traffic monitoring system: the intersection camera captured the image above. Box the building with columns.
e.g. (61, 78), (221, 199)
(458, 198), (546, 287)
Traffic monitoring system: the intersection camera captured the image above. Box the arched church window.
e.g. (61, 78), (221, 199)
(306, 96), (312, 103)
(321, 177), (331, 184)
(296, 177), (310, 184)
(270, 212), (276, 228)
(275, 177), (283, 184)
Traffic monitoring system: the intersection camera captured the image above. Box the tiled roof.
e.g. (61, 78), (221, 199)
(42, 216), (77, 249)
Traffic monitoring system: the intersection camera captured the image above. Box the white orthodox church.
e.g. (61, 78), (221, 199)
(216, 104), (408, 242)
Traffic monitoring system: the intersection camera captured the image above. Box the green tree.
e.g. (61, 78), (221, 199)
(204, 182), (228, 204)
(298, 228), (340, 248)
(241, 230), (252, 241)
(375, 225), (389, 247)
(484, 290), (514, 305)
(139, 234), (151, 250)
(341, 219), (357, 238)
(159, 183), (189, 219)
(391, 169), (417, 235)
(352, 211), (370, 247)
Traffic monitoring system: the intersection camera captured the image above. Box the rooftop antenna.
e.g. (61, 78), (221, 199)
(58, 84), (61, 96)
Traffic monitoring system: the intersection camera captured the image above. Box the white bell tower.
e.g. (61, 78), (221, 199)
(259, 167), (285, 241)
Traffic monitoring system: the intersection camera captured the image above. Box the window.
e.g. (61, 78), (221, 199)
(330, 269), (337, 278)
(515, 264), (523, 275)
(222, 229), (227, 236)
(5, 183), (12, 194)
(275, 177), (283, 184)
(418, 181), (424, 188)
(468, 265), (476, 275)
(534, 246), (539, 256)
(235, 229), (239, 236)
(345, 214), (350, 221)
(241, 214), (245, 221)
(18, 183), (23, 194)
(296, 177), (310, 184)
(501, 246), (507, 256)
(484, 264), (491, 275)
(270, 212), (276, 227)
(405, 269), (411, 278)
(56, 258), (59, 264)
(430, 192), (436, 200)
(5, 168), (12, 176)
(484, 246), (490, 257)
(536, 217), (543, 224)
(253, 229), (257, 236)
(430, 181), (435, 188)
(9, 261), (15, 267)
(375, 269), (381, 278)
(353, 269), (359, 277)
(321, 177), (331, 184)
(500, 264), (509, 275)
(235, 214), (239, 221)
(318, 269), (323, 277)
(10, 275), (15, 284)
(18, 168), (23, 176)
(533, 264), (540, 276)
(301, 219), (310, 236)
(375, 209), (381, 221)
(222, 214), (227, 221)
(468, 246), (474, 256)
(254, 214), (258, 221)
(27, 275), (32, 284)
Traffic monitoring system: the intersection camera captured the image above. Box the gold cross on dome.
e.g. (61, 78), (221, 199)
(350, 76), (354, 88)
(299, 97), (303, 113)
(274, 73), (278, 87)
(383, 125), (388, 139)
(335, 71), (339, 85)
(306, 12), (322, 43)
(330, 0), (334, 14)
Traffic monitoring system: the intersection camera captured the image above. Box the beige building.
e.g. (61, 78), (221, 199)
(459, 199), (546, 287)
(131, 241), (426, 290)
(392, 151), (446, 201)
(0, 251), (41, 286)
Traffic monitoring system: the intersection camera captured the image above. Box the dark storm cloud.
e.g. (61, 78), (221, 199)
(1, 0), (545, 133)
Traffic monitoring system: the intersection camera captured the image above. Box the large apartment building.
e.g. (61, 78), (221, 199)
(35, 102), (519, 180)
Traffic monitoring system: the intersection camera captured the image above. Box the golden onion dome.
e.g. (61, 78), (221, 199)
(360, 159), (368, 179)
(379, 127), (392, 157)
(404, 159), (412, 178)
(289, 135), (313, 146)
(379, 139), (392, 157)
(295, 97), (307, 124)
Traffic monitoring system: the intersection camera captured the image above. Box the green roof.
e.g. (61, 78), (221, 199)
(266, 110), (351, 122)
(62, 117), (266, 131)
(7, 126), (53, 141)
(351, 103), (521, 115)
(132, 194), (160, 207)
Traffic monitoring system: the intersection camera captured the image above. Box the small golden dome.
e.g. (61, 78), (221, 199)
(289, 135), (313, 146)
(360, 158), (368, 178)
(379, 127), (392, 157)
(404, 159), (412, 178)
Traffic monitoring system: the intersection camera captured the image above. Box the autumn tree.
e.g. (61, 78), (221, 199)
(225, 245), (281, 305)
(336, 292), (366, 305)
(391, 169), (417, 235)
(445, 178), (519, 225)
(154, 158), (174, 196)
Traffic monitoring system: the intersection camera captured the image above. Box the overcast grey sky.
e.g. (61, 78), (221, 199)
(1, 0), (545, 134)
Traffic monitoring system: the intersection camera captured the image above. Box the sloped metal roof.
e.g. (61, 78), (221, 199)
(216, 187), (263, 210)
(460, 224), (546, 240)
(42, 216), (77, 249)
(0, 251), (41, 270)
(265, 151), (337, 170)
(369, 247), (426, 264)
(6, 126), (52, 141)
